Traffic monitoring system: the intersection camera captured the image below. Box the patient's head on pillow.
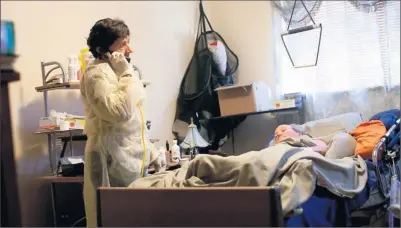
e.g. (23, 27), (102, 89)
(274, 125), (302, 144)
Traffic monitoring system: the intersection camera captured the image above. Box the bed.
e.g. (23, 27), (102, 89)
(96, 111), (400, 227)
(97, 187), (283, 227)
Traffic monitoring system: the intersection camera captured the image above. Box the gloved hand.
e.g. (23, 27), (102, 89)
(150, 147), (167, 173)
(106, 51), (134, 79)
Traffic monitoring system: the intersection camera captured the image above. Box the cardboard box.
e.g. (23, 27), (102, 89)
(216, 82), (273, 116)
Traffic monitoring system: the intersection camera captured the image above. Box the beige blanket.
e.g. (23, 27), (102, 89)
(129, 143), (367, 215)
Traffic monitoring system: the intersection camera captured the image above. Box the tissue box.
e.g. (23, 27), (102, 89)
(39, 116), (64, 130)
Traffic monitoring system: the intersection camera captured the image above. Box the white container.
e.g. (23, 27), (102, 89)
(273, 99), (297, 109)
(171, 140), (181, 162)
(158, 147), (167, 164)
(180, 158), (190, 167)
(68, 55), (80, 82)
(60, 121), (70, 131)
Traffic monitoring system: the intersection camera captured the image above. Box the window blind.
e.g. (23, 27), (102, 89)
(378, 0), (400, 87)
(274, 0), (400, 94)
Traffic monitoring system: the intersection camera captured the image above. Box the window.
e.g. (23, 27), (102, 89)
(273, 1), (400, 95)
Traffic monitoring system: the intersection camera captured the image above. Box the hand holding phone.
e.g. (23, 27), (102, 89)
(106, 51), (131, 77)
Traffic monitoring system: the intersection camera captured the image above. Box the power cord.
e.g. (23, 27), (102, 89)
(137, 100), (147, 177)
(71, 216), (86, 227)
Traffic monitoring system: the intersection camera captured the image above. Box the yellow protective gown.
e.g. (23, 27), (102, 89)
(80, 60), (159, 227)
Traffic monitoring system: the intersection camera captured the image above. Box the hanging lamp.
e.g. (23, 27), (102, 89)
(281, 0), (323, 68)
(180, 118), (209, 160)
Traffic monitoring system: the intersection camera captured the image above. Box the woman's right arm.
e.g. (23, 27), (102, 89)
(83, 68), (145, 123)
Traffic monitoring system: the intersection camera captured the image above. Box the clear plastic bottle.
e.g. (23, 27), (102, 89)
(158, 147), (167, 165)
(171, 139), (181, 162)
(68, 55), (80, 82)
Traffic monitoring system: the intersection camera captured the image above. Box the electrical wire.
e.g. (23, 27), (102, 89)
(71, 216), (86, 227)
(137, 100), (147, 177)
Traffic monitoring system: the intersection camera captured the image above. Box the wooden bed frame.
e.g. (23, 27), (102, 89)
(97, 186), (284, 227)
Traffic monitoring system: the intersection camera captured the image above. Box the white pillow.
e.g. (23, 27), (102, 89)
(303, 112), (363, 138)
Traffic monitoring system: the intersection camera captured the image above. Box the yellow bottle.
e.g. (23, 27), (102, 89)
(79, 48), (95, 75)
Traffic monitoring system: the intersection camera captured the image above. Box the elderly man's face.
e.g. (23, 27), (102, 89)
(274, 125), (301, 144)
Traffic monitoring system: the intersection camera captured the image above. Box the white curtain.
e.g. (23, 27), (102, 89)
(273, 1), (400, 121)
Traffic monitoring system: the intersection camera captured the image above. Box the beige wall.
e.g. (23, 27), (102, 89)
(204, 1), (280, 154)
(1, 0), (280, 226)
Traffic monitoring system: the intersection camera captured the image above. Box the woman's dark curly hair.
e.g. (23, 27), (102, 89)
(87, 18), (130, 58)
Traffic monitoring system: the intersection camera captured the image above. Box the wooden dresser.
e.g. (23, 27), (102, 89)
(1, 68), (22, 226)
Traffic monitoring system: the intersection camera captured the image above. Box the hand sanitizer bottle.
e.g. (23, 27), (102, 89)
(171, 139), (181, 163)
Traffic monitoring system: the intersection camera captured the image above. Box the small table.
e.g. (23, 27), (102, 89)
(210, 107), (304, 155)
(55, 135), (160, 176)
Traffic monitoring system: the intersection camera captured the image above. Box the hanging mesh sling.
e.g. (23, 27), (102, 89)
(172, 0), (242, 151)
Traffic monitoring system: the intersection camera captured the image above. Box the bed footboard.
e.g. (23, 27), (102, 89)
(97, 186), (283, 227)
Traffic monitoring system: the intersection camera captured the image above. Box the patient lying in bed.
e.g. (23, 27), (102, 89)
(130, 140), (367, 217)
(273, 124), (357, 159)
